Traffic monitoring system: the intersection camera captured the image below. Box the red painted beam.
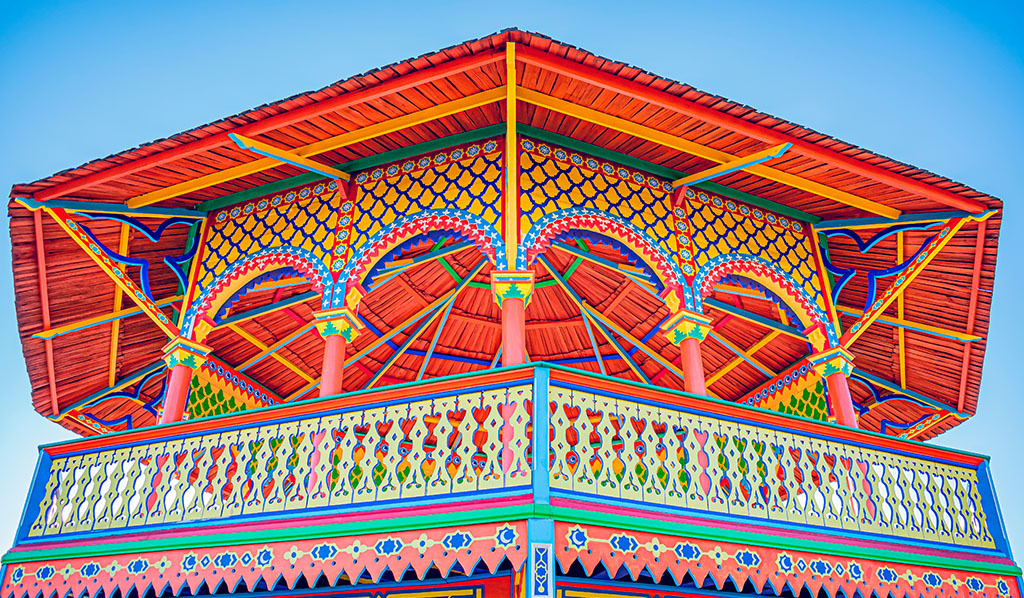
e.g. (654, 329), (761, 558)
(957, 220), (987, 412)
(35, 50), (504, 201)
(33, 211), (60, 416)
(517, 45), (988, 214)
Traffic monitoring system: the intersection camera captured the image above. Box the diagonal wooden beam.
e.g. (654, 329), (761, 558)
(517, 87), (901, 219)
(516, 45), (986, 214)
(840, 217), (971, 346)
(417, 299), (456, 380)
(581, 301), (686, 381)
(672, 143), (790, 188)
(35, 50), (503, 202)
(345, 287), (462, 367)
(44, 208), (179, 338)
(539, 255), (650, 383)
(215, 291), (319, 329)
(706, 331), (782, 386)
(229, 134), (351, 181)
(707, 331), (774, 378)
(128, 87), (506, 208)
(228, 324), (314, 383)
(703, 297), (808, 342)
(238, 322), (315, 371)
(366, 259), (485, 388)
(33, 295), (183, 340)
(107, 224), (131, 386)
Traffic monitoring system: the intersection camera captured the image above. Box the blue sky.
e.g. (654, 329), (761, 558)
(0, 0), (1021, 555)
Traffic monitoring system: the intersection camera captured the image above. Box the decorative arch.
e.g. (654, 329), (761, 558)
(330, 209), (505, 307)
(692, 254), (838, 348)
(519, 208), (687, 304)
(183, 246), (331, 342)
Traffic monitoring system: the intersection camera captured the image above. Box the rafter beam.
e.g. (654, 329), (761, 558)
(33, 295), (183, 340)
(840, 217), (971, 346)
(15, 197), (205, 219)
(35, 50), (504, 202)
(539, 255), (650, 383)
(958, 220), (988, 412)
(703, 297), (808, 342)
(44, 208), (179, 338)
(367, 259), (485, 388)
(707, 331), (774, 378)
(516, 45), (986, 214)
(33, 211), (59, 415)
(127, 87), (505, 208)
(238, 322), (315, 371)
(345, 287), (463, 367)
(581, 301), (685, 381)
(215, 291), (319, 329)
(228, 324), (314, 383)
(50, 361), (166, 421)
(552, 241), (656, 291)
(835, 305), (983, 343)
(107, 224), (131, 386)
(814, 209), (995, 231)
(517, 87), (902, 220)
(706, 331), (782, 386)
(229, 134), (351, 181)
(672, 143), (790, 188)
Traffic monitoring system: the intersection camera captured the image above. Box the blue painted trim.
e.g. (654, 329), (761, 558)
(836, 306), (980, 343)
(626, 314), (670, 357)
(549, 490), (1007, 558)
(708, 331), (773, 377)
(815, 210), (993, 231)
(13, 197), (206, 218)
(679, 142), (791, 186)
(217, 291), (319, 328)
(13, 449), (51, 543)
(33, 296), (182, 339)
(418, 298), (456, 380)
(977, 460), (1014, 557)
(703, 297), (807, 339)
(533, 367), (551, 506)
(229, 133), (346, 180)
(547, 380), (978, 468)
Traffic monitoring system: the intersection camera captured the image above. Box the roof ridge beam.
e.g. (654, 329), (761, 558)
(517, 44), (987, 214)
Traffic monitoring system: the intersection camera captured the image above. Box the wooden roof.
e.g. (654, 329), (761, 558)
(7, 29), (1001, 440)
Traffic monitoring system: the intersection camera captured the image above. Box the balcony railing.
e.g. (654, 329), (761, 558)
(14, 365), (1008, 557)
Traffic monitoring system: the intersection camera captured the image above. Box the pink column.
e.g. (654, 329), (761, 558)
(824, 371), (859, 428)
(319, 334), (348, 398)
(501, 297), (527, 366)
(159, 364), (193, 425)
(679, 336), (707, 395)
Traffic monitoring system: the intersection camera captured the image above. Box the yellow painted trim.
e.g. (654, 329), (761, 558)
(517, 87), (901, 220)
(708, 331), (774, 376)
(706, 330), (782, 386)
(128, 87), (506, 207)
(672, 143), (790, 187)
(230, 134), (351, 181)
(107, 224), (130, 387)
(44, 208), (179, 338)
(897, 231), (907, 388)
(227, 324), (315, 383)
(504, 43), (519, 268)
(836, 303), (983, 343)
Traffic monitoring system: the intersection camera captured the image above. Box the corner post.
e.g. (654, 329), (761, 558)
(660, 292), (713, 394)
(159, 338), (211, 424)
(809, 346), (859, 428)
(492, 271), (534, 366)
(313, 285), (365, 398)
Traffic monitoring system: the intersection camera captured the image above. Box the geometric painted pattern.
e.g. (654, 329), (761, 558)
(555, 523), (1017, 598)
(1, 521), (526, 598)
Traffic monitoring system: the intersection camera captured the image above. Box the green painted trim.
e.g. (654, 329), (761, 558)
(438, 257), (461, 282)
(519, 125), (821, 224)
(542, 505), (1022, 576)
(467, 281), (490, 289)
(1, 504), (536, 564)
(197, 125), (505, 212)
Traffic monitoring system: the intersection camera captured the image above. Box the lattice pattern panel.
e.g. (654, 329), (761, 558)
(518, 139), (679, 277)
(200, 182), (342, 292)
(187, 357), (280, 419)
(335, 140), (504, 280)
(685, 188), (826, 311)
(548, 384), (995, 549)
(26, 385), (532, 538)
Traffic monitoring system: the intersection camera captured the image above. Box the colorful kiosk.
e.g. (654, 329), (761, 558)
(3, 29), (1017, 598)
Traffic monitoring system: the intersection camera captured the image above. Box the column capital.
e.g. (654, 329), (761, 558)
(313, 307), (363, 342)
(809, 346), (855, 377)
(491, 270), (534, 308)
(161, 337), (211, 370)
(661, 310), (713, 345)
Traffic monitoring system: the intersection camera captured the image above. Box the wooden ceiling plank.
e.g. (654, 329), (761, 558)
(36, 50), (503, 202)
(518, 87), (901, 220)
